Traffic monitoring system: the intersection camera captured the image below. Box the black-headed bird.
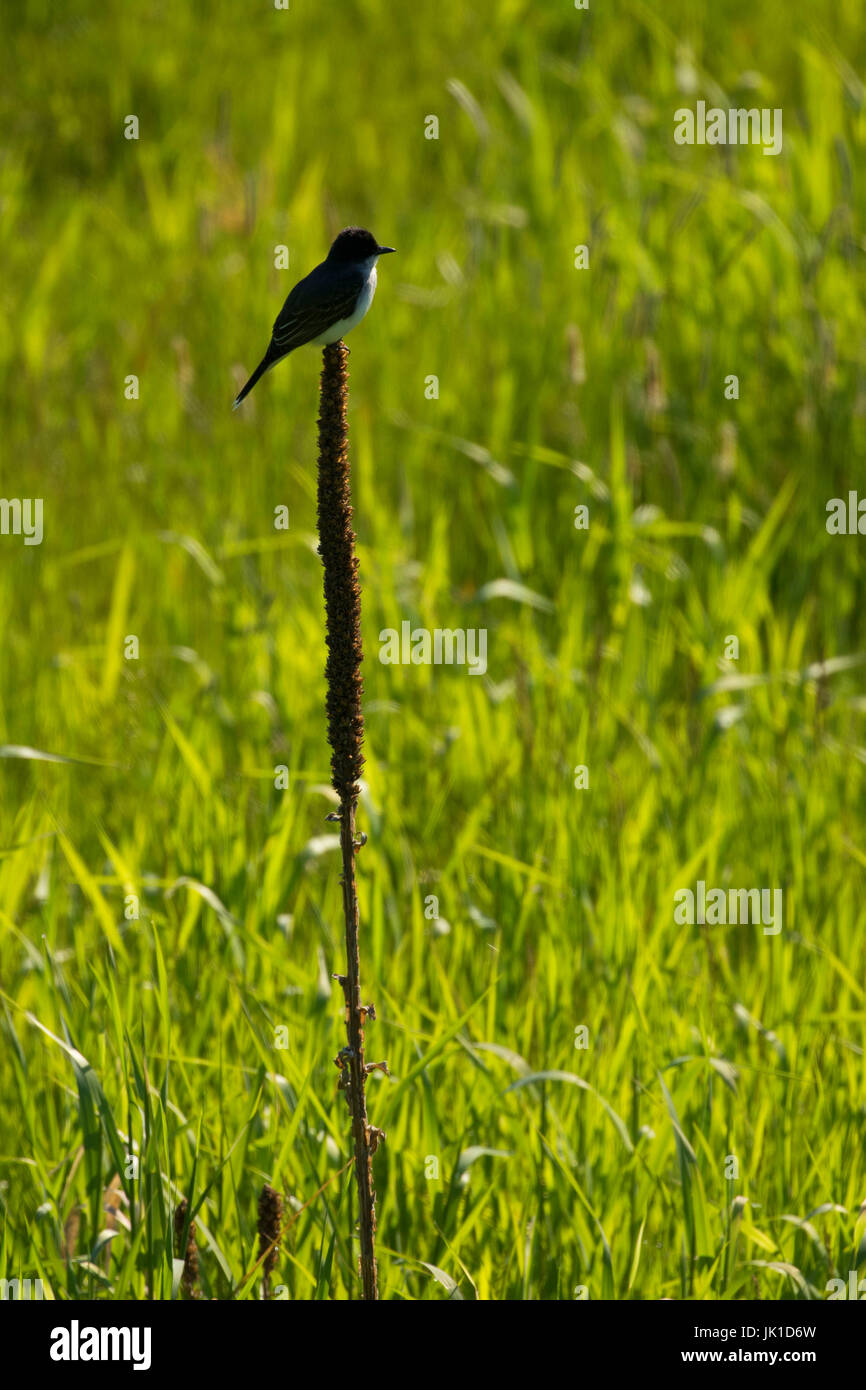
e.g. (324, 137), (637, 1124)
(232, 226), (395, 409)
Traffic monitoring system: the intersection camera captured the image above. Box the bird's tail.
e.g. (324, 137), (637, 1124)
(232, 354), (276, 411)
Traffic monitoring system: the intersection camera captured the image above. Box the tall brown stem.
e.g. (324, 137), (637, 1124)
(316, 340), (379, 1301)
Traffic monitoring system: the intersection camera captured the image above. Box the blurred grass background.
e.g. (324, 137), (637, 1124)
(1, 0), (865, 1299)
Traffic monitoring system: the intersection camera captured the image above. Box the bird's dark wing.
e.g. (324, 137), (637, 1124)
(268, 263), (365, 356)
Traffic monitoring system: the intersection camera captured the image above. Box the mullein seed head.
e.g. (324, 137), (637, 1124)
(258, 1183), (283, 1280)
(316, 343), (365, 803)
(174, 1198), (200, 1300)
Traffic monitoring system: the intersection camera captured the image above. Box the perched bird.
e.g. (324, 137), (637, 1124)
(232, 226), (395, 409)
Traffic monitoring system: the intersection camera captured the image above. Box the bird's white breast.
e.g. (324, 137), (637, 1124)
(314, 256), (379, 345)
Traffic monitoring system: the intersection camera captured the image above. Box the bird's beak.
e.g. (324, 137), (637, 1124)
(378, 246), (396, 254)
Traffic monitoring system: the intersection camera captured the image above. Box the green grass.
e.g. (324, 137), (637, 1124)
(1, 0), (865, 1300)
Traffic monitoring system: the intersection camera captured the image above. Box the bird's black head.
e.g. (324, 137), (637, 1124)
(327, 226), (395, 263)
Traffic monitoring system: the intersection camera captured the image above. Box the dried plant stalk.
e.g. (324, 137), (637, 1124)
(173, 1198), (200, 1300)
(316, 340), (379, 1301)
(257, 1184), (282, 1299)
